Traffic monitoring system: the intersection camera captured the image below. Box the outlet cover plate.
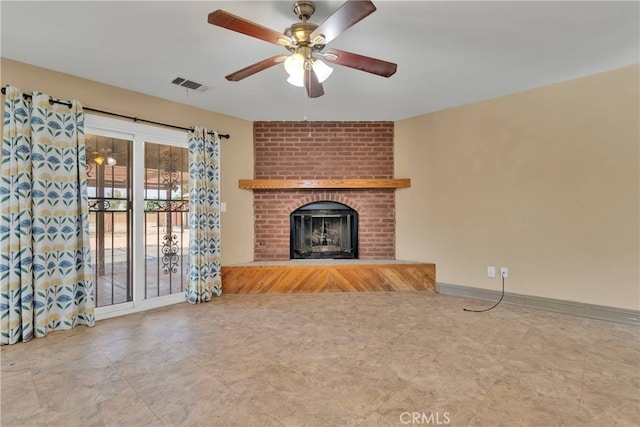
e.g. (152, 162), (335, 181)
(487, 266), (496, 278)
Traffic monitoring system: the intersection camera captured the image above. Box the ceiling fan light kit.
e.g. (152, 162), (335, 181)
(105, 156), (118, 167)
(93, 155), (105, 166)
(311, 58), (333, 83)
(208, 0), (397, 98)
(284, 49), (333, 87)
(286, 73), (304, 88)
(91, 149), (117, 167)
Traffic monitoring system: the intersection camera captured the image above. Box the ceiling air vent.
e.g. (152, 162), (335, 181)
(171, 77), (210, 93)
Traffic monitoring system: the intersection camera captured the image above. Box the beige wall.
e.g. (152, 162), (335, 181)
(396, 65), (640, 310)
(3, 58), (638, 309)
(1, 58), (255, 264)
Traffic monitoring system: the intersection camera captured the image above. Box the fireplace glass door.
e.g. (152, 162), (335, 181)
(290, 201), (358, 259)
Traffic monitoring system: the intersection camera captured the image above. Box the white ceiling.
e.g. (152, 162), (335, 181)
(1, 1), (638, 122)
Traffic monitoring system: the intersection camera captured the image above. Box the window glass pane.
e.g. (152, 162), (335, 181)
(86, 135), (132, 307)
(144, 142), (189, 298)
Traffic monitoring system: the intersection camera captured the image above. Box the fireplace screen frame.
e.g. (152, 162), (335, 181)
(290, 201), (358, 259)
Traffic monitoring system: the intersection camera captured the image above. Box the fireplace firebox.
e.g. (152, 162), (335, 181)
(290, 201), (358, 259)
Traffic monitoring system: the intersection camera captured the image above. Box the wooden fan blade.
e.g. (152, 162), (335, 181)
(208, 10), (289, 46)
(324, 48), (397, 77)
(305, 68), (324, 98)
(225, 55), (287, 81)
(310, 0), (377, 45)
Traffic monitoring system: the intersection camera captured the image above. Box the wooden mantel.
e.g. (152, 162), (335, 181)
(239, 178), (411, 190)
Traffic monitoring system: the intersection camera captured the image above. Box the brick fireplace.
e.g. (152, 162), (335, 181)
(251, 121), (397, 261)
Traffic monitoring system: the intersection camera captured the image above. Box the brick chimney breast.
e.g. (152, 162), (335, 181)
(253, 121), (396, 261)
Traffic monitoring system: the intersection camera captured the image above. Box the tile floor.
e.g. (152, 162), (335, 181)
(1, 291), (639, 426)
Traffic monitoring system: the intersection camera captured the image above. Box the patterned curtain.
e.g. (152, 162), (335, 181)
(186, 127), (222, 303)
(0, 86), (94, 345)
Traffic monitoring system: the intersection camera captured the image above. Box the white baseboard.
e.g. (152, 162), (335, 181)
(436, 282), (640, 326)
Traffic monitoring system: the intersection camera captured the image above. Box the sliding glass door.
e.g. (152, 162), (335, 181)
(86, 135), (132, 308)
(85, 115), (189, 319)
(144, 142), (190, 299)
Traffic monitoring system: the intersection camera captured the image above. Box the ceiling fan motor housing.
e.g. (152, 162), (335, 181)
(287, 1), (327, 52)
(293, 1), (315, 21)
(285, 22), (322, 50)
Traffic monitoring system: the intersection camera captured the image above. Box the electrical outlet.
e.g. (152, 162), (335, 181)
(500, 267), (508, 278)
(487, 266), (496, 278)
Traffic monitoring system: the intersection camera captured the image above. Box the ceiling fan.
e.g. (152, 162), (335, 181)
(208, 0), (397, 98)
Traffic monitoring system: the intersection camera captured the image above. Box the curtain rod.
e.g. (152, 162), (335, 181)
(1, 87), (230, 139)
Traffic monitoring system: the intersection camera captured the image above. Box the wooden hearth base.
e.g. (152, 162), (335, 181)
(221, 260), (435, 294)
